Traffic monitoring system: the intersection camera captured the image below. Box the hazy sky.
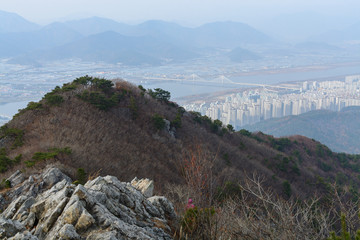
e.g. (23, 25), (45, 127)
(0, 0), (359, 26)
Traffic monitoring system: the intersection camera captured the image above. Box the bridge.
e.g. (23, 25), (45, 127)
(142, 74), (300, 91)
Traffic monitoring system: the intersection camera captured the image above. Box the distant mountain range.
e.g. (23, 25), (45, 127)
(1, 10), (360, 66)
(244, 107), (360, 154)
(0, 11), (274, 66)
(0, 10), (39, 33)
(64, 17), (134, 36)
(227, 47), (261, 62)
(11, 31), (199, 65)
(0, 22), (82, 57)
(63, 18), (271, 47)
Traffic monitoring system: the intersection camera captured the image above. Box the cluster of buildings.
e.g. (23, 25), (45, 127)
(183, 75), (360, 129)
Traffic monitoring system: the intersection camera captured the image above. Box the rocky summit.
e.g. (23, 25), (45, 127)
(0, 167), (176, 240)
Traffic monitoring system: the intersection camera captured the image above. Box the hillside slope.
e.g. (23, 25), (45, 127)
(244, 107), (360, 153)
(1, 76), (360, 201)
(12, 31), (198, 65)
(0, 10), (39, 33)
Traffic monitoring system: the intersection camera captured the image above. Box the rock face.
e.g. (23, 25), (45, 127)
(6, 170), (25, 187)
(131, 177), (154, 198)
(164, 119), (176, 139)
(0, 167), (176, 240)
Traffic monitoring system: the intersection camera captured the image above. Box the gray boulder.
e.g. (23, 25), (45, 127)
(0, 167), (176, 240)
(131, 177), (154, 198)
(0, 217), (25, 238)
(6, 170), (25, 187)
(9, 232), (39, 240)
(0, 167), (72, 212)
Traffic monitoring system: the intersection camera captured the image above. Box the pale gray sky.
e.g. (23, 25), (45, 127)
(0, 0), (359, 26)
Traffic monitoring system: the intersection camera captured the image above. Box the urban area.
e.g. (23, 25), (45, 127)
(184, 75), (360, 129)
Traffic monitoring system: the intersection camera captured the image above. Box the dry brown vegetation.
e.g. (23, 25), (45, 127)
(0, 76), (360, 203)
(2, 76), (360, 238)
(168, 172), (360, 240)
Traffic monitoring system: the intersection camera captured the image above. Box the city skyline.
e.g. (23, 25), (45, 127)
(184, 75), (360, 129)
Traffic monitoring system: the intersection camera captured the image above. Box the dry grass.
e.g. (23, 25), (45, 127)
(168, 172), (360, 240)
(88, 169), (102, 181)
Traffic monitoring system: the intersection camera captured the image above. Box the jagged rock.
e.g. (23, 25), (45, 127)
(0, 167), (73, 211)
(42, 167), (72, 188)
(58, 224), (80, 240)
(9, 231), (39, 240)
(0, 194), (5, 209)
(6, 170), (25, 187)
(164, 119), (176, 138)
(12, 197), (36, 222)
(2, 196), (27, 219)
(75, 208), (95, 231)
(24, 212), (36, 229)
(148, 196), (176, 219)
(131, 177), (154, 198)
(0, 217), (25, 238)
(0, 167), (176, 240)
(86, 230), (124, 240)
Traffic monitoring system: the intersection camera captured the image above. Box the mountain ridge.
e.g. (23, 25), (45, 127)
(0, 11), (272, 65)
(1, 76), (360, 203)
(11, 31), (199, 65)
(0, 10), (40, 33)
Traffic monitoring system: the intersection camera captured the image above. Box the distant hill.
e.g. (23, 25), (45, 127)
(244, 107), (360, 153)
(11, 31), (199, 65)
(134, 20), (190, 37)
(1, 15), (273, 65)
(63, 18), (272, 48)
(1, 76), (360, 203)
(227, 47), (261, 62)
(33, 22), (84, 48)
(0, 22), (83, 57)
(133, 20), (272, 48)
(0, 10), (39, 33)
(310, 21), (360, 44)
(191, 21), (271, 48)
(64, 16), (134, 36)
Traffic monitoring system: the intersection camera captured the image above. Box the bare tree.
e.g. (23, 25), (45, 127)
(181, 144), (218, 208)
(169, 172), (344, 240)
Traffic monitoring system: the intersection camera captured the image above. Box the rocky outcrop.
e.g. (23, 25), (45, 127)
(131, 177), (154, 198)
(0, 167), (176, 240)
(164, 119), (176, 139)
(6, 170), (25, 187)
(1, 167), (72, 212)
